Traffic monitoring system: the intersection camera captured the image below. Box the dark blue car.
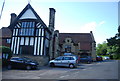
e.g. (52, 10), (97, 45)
(7, 57), (39, 70)
(80, 56), (92, 64)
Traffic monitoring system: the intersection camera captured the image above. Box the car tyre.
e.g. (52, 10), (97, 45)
(50, 63), (55, 67)
(87, 61), (91, 64)
(7, 65), (12, 70)
(26, 65), (31, 70)
(69, 64), (74, 69)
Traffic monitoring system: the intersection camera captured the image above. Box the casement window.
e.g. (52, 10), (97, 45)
(65, 45), (71, 52)
(19, 22), (35, 36)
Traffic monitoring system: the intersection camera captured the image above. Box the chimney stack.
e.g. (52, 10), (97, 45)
(49, 8), (56, 31)
(10, 13), (17, 24)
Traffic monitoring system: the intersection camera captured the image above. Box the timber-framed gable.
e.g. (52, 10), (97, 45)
(10, 4), (52, 58)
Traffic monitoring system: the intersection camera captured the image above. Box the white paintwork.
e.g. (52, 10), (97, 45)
(34, 37), (37, 55)
(37, 37), (40, 55)
(15, 29), (18, 36)
(40, 37), (44, 55)
(20, 9), (37, 19)
(16, 37), (20, 54)
(25, 37), (29, 45)
(11, 37), (14, 51)
(37, 24), (42, 28)
(20, 37), (24, 45)
(30, 37), (34, 45)
(17, 24), (20, 28)
(13, 29), (15, 36)
(13, 37), (17, 54)
(42, 29), (44, 36)
(39, 29), (41, 36)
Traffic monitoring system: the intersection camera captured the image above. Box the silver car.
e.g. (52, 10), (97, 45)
(49, 56), (78, 68)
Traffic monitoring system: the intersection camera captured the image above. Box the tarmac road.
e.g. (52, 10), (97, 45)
(2, 60), (119, 80)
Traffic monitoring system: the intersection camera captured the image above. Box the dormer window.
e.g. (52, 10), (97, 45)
(19, 21), (35, 36)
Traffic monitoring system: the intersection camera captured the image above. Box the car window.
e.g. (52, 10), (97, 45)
(11, 58), (19, 61)
(63, 57), (74, 60)
(63, 57), (71, 60)
(55, 56), (63, 60)
(18, 58), (23, 61)
(70, 57), (74, 60)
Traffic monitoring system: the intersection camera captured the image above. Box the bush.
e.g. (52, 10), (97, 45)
(0, 46), (12, 66)
(112, 53), (120, 59)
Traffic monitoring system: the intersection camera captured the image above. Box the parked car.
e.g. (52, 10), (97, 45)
(64, 53), (80, 63)
(80, 56), (92, 64)
(49, 56), (78, 68)
(103, 56), (110, 60)
(96, 56), (103, 61)
(7, 57), (39, 70)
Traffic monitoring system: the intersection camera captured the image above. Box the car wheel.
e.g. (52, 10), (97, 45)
(26, 65), (31, 70)
(7, 65), (12, 70)
(69, 64), (74, 69)
(87, 61), (91, 64)
(50, 63), (55, 67)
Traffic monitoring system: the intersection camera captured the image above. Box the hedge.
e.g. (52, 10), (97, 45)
(0, 46), (12, 66)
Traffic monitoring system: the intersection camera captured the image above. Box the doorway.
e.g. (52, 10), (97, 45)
(20, 45), (34, 55)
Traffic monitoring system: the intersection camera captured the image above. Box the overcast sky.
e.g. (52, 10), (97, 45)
(0, 0), (119, 44)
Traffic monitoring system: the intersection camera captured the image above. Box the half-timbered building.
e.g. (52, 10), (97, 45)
(7, 4), (57, 65)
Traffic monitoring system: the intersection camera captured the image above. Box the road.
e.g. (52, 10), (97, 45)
(2, 60), (119, 79)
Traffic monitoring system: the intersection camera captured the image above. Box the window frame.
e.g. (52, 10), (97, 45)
(18, 21), (35, 36)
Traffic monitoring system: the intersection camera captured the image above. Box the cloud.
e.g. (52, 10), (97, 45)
(79, 22), (97, 33)
(98, 21), (106, 26)
(79, 21), (106, 33)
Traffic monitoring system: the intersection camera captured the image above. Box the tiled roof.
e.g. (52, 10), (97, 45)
(59, 33), (94, 44)
(59, 33), (95, 50)
(0, 27), (12, 38)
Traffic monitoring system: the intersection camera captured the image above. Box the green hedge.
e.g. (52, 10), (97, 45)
(0, 46), (12, 66)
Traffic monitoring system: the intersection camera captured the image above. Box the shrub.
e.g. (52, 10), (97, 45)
(0, 46), (12, 66)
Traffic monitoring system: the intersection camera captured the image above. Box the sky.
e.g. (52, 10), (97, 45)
(0, 0), (119, 45)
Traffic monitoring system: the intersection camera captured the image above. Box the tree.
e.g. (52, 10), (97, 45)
(96, 42), (108, 55)
(107, 26), (120, 59)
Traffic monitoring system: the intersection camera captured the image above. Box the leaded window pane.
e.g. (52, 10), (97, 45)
(18, 21), (35, 36)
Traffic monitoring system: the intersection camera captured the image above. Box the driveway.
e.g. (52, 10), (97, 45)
(2, 60), (119, 80)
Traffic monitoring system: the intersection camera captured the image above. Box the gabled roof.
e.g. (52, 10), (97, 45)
(59, 33), (95, 44)
(9, 4), (47, 30)
(59, 33), (96, 50)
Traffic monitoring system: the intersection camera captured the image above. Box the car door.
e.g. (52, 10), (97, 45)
(61, 57), (71, 67)
(15, 58), (25, 68)
(54, 56), (63, 66)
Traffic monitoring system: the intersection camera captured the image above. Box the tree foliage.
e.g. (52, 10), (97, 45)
(106, 26), (120, 59)
(96, 42), (108, 55)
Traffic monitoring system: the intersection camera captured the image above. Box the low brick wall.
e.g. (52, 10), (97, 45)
(12, 55), (49, 66)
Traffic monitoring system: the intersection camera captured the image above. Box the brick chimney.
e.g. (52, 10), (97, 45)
(49, 8), (56, 32)
(10, 13), (17, 24)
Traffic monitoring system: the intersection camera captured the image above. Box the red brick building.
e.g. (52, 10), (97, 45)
(0, 27), (12, 47)
(59, 31), (96, 61)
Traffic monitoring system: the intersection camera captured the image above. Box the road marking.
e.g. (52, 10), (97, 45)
(59, 75), (69, 78)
